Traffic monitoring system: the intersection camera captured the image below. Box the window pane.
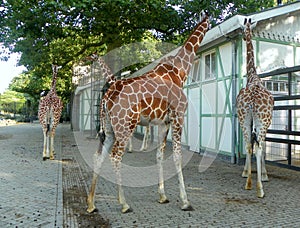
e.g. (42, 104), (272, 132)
(211, 52), (216, 77)
(191, 60), (199, 82)
(266, 81), (272, 91)
(205, 55), (210, 79)
(273, 82), (278, 91)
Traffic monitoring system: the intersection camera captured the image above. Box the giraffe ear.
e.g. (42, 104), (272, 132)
(91, 53), (99, 60)
(199, 10), (208, 21)
(250, 21), (257, 30)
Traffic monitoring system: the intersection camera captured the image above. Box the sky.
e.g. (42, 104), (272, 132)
(0, 53), (26, 94)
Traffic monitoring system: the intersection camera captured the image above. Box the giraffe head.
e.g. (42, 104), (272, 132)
(86, 52), (99, 61)
(243, 18), (257, 41)
(50, 64), (61, 91)
(52, 64), (62, 75)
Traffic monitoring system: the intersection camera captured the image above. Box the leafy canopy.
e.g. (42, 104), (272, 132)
(1, 0), (279, 102)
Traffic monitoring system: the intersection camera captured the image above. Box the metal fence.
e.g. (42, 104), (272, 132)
(259, 65), (300, 169)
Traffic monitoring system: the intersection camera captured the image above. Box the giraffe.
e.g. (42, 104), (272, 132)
(88, 53), (150, 152)
(38, 65), (63, 160)
(87, 13), (209, 213)
(128, 125), (150, 152)
(236, 18), (274, 198)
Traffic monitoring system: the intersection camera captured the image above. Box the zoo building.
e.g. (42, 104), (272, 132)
(72, 2), (300, 169)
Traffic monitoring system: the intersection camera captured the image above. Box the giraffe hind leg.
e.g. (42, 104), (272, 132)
(157, 124), (169, 204)
(261, 141), (269, 182)
(42, 128), (49, 160)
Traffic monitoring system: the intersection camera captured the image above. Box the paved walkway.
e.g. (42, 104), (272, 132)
(1, 123), (300, 227)
(0, 123), (63, 227)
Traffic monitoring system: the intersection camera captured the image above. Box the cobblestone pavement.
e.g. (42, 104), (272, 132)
(1, 123), (300, 227)
(0, 123), (63, 227)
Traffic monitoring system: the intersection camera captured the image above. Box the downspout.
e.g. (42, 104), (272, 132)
(231, 39), (238, 164)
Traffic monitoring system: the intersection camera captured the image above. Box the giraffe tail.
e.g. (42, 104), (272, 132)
(251, 129), (259, 151)
(97, 97), (106, 145)
(99, 131), (106, 144)
(47, 123), (50, 134)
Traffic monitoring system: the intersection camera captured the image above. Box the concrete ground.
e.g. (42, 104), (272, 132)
(1, 123), (300, 227)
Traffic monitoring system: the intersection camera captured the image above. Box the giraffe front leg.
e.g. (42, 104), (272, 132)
(140, 126), (149, 151)
(87, 172), (99, 213)
(127, 137), (133, 153)
(174, 151), (193, 211)
(171, 119), (192, 211)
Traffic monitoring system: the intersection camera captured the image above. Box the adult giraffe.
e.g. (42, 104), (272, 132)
(87, 13), (209, 213)
(87, 54), (150, 152)
(236, 18), (274, 198)
(38, 65), (63, 160)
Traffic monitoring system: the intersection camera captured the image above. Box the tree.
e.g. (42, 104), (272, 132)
(0, 90), (26, 114)
(1, 0), (283, 103)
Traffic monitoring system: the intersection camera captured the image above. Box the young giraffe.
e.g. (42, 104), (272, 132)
(236, 18), (274, 198)
(38, 65), (63, 160)
(87, 13), (209, 213)
(88, 54), (150, 152)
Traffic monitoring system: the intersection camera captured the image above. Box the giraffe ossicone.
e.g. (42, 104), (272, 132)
(87, 12), (210, 213)
(38, 65), (63, 160)
(237, 18), (274, 198)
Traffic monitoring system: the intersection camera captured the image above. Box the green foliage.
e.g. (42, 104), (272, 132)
(0, 90), (26, 114)
(0, 0), (288, 107)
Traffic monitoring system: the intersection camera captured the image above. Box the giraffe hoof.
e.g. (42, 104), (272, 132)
(242, 171), (248, 178)
(245, 179), (252, 190)
(43, 157), (49, 161)
(262, 174), (269, 182)
(158, 198), (170, 204)
(245, 184), (252, 190)
(181, 203), (194, 211)
(87, 207), (98, 213)
(121, 206), (132, 213)
(257, 189), (265, 198)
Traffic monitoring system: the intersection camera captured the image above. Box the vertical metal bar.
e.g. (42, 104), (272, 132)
(288, 110), (292, 165)
(90, 62), (94, 137)
(287, 72), (292, 165)
(231, 40), (237, 164)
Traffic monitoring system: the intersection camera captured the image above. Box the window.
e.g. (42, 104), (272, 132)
(264, 80), (288, 93)
(273, 82), (278, 91)
(190, 60), (200, 83)
(280, 82), (286, 92)
(266, 81), (272, 91)
(204, 52), (216, 80)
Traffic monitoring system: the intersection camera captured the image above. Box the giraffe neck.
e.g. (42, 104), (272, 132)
(245, 25), (261, 86)
(50, 74), (57, 93)
(50, 66), (58, 93)
(98, 58), (116, 84)
(174, 15), (209, 84)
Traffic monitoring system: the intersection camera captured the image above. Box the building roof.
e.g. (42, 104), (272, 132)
(202, 1), (300, 48)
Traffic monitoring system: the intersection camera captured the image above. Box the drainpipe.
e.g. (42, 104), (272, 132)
(231, 39), (238, 164)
